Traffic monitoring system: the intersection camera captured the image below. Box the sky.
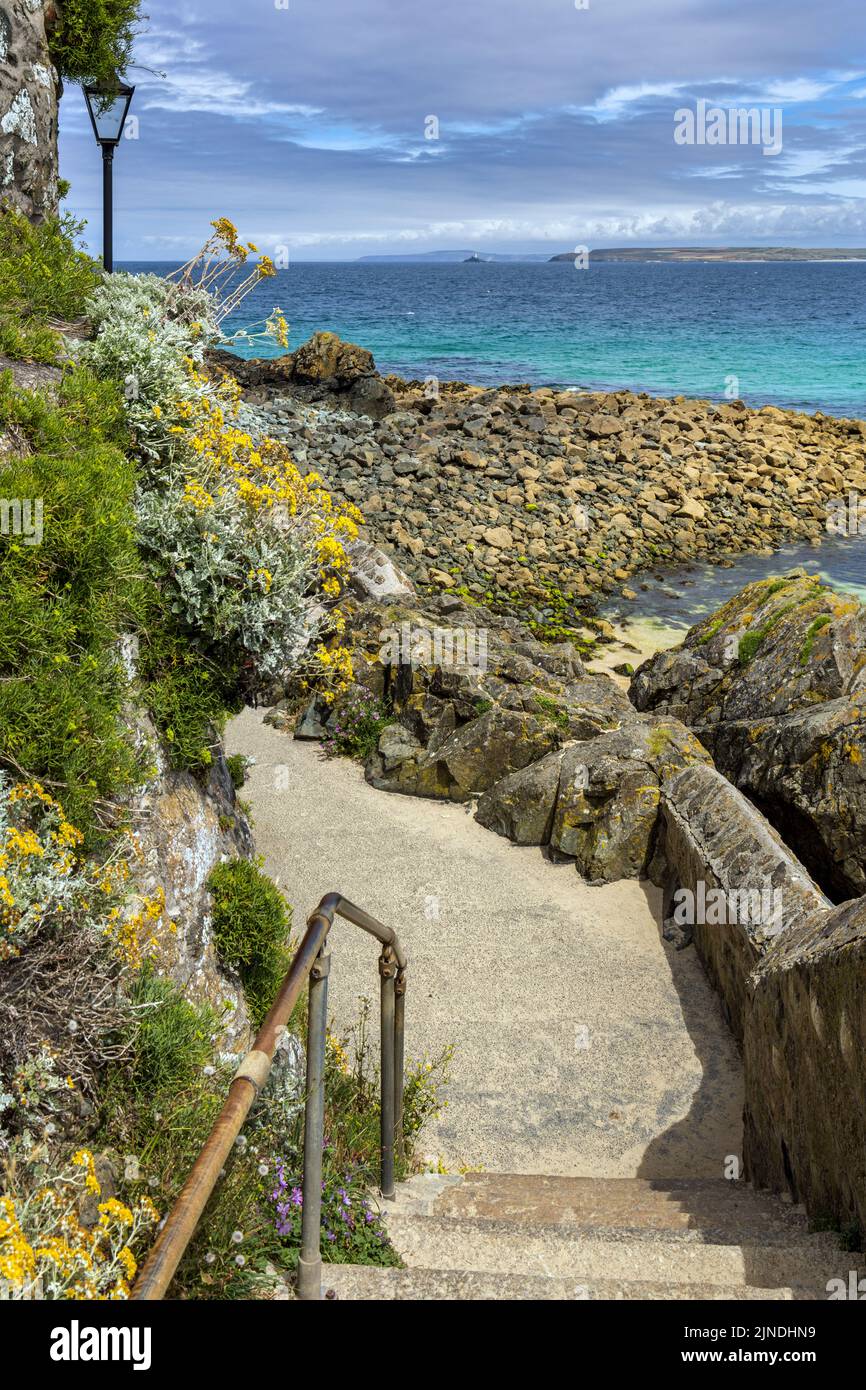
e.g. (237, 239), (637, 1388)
(58, 0), (866, 260)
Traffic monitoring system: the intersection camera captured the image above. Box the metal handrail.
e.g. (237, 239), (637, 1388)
(131, 893), (407, 1302)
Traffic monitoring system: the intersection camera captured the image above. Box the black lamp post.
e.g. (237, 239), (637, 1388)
(83, 80), (135, 273)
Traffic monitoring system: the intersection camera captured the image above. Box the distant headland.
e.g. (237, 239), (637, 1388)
(549, 247), (866, 263)
(356, 247), (866, 265)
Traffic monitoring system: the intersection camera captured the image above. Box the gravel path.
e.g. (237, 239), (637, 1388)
(227, 706), (743, 1178)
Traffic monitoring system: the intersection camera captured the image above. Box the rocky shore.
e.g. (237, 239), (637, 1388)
(219, 333), (866, 894)
(236, 335), (866, 1242)
(215, 334), (866, 631)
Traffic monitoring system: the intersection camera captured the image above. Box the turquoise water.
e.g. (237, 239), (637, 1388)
(601, 534), (866, 633)
(127, 259), (866, 417)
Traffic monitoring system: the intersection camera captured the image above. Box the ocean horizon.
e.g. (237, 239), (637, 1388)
(123, 258), (866, 419)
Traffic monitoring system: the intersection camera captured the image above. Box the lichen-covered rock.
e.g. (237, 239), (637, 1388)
(0, 2), (60, 220)
(353, 597), (597, 799)
(631, 572), (866, 897)
(707, 697), (866, 901)
(128, 711), (255, 1053)
(209, 332), (397, 419)
(477, 716), (712, 883)
(345, 538), (415, 602)
(297, 597), (708, 878)
(368, 704), (560, 801)
(437, 706), (561, 798)
(632, 571), (866, 723)
(474, 746), (563, 844)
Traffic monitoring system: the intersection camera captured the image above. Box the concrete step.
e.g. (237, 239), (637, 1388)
(321, 1264), (808, 1302)
(382, 1211), (848, 1291)
(390, 1173), (819, 1241)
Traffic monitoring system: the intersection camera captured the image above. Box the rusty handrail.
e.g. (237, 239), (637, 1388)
(131, 893), (407, 1301)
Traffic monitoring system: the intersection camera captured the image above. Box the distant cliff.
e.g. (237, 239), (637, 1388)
(550, 247), (866, 263)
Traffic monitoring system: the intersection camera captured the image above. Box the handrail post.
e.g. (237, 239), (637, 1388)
(297, 940), (330, 1300)
(379, 946), (397, 1199)
(394, 966), (407, 1166)
(130, 894), (407, 1301)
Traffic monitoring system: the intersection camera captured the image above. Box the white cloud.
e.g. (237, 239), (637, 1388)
(582, 82), (687, 121)
(175, 201), (866, 254)
(136, 66), (320, 121)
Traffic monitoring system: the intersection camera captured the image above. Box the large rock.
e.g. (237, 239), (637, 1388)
(298, 598), (708, 879)
(0, 2), (60, 220)
(211, 332), (397, 419)
(477, 716), (712, 883)
(474, 747), (563, 844)
(357, 597), (606, 800)
(632, 572), (866, 898)
(344, 538), (415, 603)
(289, 331), (377, 388)
(368, 703), (561, 801)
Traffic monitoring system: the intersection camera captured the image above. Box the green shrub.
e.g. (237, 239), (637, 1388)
(532, 692), (570, 730)
(737, 630), (765, 666)
(98, 986), (451, 1298)
(208, 860), (293, 1026)
(135, 471), (315, 681)
(799, 614), (833, 666)
(136, 595), (245, 772)
(323, 687), (393, 761)
(0, 364), (128, 452)
(765, 577), (792, 597)
(0, 209), (102, 361)
(124, 970), (218, 1098)
(48, 0), (142, 86)
(737, 598), (802, 667)
(0, 373), (143, 838)
(225, 754), (248, 790)
(82, 272), (216, 458)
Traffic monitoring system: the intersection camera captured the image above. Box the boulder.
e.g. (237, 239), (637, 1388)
(632, 572), (866, 897)
(477, 716), (711, 883)
(474, 747), (563, 844)
(344, 539), (415, 602)
(438, 707), (560, 798)
(368, 705), (559, 801)
(289, 331), (377, 387)
(209, 332), (397, 419)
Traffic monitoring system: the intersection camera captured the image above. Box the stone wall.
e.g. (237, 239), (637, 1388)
(0, 1), (60, 219)
(660, 763), (866, 1238)
(746, 896), (866, 1239)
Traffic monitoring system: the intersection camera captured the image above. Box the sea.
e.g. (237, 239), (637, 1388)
(122, 258), (866, 622)
(123, 258), (866, 418)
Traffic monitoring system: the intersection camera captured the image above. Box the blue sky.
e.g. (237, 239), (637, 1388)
(58, 0), (866, 260)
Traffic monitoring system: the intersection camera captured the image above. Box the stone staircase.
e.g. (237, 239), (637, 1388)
(322, 1173), (859, 1301)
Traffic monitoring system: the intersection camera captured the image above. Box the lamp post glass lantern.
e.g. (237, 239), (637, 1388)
(83, 81), (135, 273)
